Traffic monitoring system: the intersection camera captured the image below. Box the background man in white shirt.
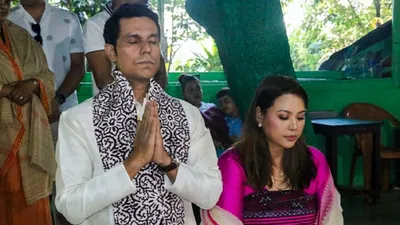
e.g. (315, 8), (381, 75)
(83, 0), (167, 95)
(8, 1), (84, 224)
(8, 0), (84, 114)
(55, 4), (222, 225)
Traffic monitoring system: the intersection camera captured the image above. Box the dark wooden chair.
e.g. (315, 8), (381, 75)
(342, 102), (400, 191)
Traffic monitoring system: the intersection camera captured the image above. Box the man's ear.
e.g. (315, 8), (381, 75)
(105, 44), (117, 62)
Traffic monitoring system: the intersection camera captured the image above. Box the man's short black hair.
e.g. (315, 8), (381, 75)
(103, 3), (160, 48)
(216, 87), (231, 99)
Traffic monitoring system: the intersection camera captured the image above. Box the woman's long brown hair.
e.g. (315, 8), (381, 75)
(236, 75), (316, 190)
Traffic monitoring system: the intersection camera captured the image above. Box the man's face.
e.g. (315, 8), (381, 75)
(218, 95), (238, 117)
(183, 80), (202, 108)
(108, 17), (160, 83)
(113, 0), (148, 10)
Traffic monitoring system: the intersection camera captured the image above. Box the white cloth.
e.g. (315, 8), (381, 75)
(55, 98), (223, 225)
(82, 10), (110, 95)
(199, 102), (216, 113)
(8, 2), (84, 112)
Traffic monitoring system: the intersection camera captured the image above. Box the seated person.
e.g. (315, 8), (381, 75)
(216, 87), (243, 142)
(178, 73), (231, 224)
(202, 75), (343, 225)
(178, 74), (232, 150)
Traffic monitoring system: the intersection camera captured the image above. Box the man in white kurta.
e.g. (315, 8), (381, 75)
(55, 3), (222, 225)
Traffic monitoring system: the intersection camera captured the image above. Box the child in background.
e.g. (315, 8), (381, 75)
(178, 74), (232, 152)
(216, 88), (243, 142)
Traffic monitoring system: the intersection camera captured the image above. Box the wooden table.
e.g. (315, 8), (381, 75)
(311, 118), (383, 203)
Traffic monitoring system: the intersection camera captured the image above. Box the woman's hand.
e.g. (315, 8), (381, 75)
(0, 85), (15, 98)
(8, 79), (39, 105)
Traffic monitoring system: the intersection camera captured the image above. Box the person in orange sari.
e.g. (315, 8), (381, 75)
(0, 0), (56, 224)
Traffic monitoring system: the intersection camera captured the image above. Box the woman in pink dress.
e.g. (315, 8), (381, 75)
(202, 76), (343, 225)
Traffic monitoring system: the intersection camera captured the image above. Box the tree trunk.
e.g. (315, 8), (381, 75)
(374, 0), (382, 27)
(186, 0), (317, 145)
(185, 0), (295, 115)
(157, 0), (168, 60)
(374, 0), (381, 18)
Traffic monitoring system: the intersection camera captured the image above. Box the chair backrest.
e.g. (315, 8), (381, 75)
(342, 103), (400, 127)
(307, 110), (338, 120)
(342, 102), (400, 152)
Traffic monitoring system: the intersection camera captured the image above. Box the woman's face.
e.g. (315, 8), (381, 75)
(256, 94), (306, 152)
(183, 80), (202, 107)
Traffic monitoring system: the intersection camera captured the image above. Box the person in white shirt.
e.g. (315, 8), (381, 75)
(55, 4), (222, 225)
(8, 0), (84, 114)
(8, 2), (85, 225)
(83, 0), (167, 95)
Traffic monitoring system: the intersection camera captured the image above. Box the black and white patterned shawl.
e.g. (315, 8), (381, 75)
(93, 68), (190, 225)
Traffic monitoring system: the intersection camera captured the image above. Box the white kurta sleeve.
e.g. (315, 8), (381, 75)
(55, 110), (137, 224)
(164, 101), (223, 210)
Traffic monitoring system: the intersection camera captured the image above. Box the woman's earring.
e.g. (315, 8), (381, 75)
(258, 123), (262, 128)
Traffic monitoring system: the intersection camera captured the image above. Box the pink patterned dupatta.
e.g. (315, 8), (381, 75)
(201, 147), (343, 225)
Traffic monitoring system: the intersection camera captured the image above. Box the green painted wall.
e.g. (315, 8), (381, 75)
(301, 77), (400, 186)
(77, 71), (400, 187)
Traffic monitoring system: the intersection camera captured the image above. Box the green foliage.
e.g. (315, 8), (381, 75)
(59, 0), (107, 24)
(13, 0), (390, 74)
(11, 0), (19, 7)
(287, 0), (392, 70)
(163, 0), (207, 71)
(10, 0), (205, 72)
(175, 40), (223, 72)
(186, 0), (296, 119)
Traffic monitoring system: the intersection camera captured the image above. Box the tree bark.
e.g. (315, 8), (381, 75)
(186, 0), (317, 145)
(157, 0), (168, 59)
(185, 0), (295, 115)
(374, 0), (381, 18)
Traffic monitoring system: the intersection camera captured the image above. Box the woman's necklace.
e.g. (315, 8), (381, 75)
(272, 170), (285, 180)
(271, 169), (290, 191)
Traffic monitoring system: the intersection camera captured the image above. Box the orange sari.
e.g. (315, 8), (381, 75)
(0, 21), (55, 225)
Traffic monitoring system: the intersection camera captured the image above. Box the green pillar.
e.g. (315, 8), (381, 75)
(393, 0), (400, 87)
(186, 0), (317, 146)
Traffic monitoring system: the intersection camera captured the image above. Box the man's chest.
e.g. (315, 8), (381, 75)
(12, 14), (72, 52)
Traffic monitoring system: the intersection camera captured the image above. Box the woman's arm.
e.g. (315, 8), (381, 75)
(201, 150), (245, 225)
(215, 151), (245, 220)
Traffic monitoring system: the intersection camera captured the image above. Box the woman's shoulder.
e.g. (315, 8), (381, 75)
(220, 147), (240, 159)
(218, 148), (246, 180)
(218, 148), (242, 166)
(307, 146), (330, 171)
(6, 20), (30, 37)
(308, 146), (324, 157)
